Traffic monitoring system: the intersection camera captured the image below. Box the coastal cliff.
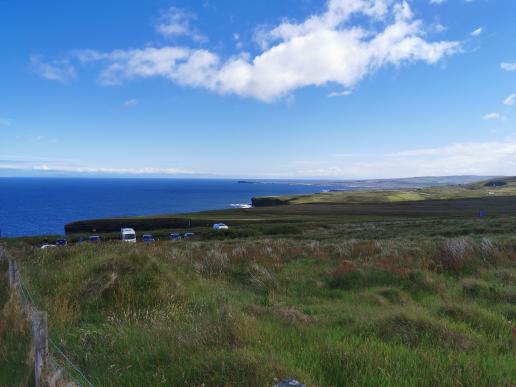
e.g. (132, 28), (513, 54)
(251, 196), (289, 207)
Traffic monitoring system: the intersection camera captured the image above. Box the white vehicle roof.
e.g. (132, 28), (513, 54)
(121, 228), (135, 234)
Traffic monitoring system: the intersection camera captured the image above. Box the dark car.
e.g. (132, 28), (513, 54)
(170, 233), (182, 241)
(182, 232), (195, 238)
(142, 234), (155, 243)
(56, 238), (67, 247)
(89, 235), (101, 243)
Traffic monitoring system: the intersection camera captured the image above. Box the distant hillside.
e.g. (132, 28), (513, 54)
(252, 176), (516, 207)
(242, 175), (496, 190)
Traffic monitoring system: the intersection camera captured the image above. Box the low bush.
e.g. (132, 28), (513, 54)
(375, 311), (481, 350)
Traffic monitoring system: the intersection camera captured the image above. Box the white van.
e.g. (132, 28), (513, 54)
(121, 228), (137, 243)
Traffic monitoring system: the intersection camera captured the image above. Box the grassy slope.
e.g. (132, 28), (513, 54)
(6, 217), (516, 386)
(0, 259), (32, 386)
(254, 177), (516, 205)
(64, 177), (516, 235)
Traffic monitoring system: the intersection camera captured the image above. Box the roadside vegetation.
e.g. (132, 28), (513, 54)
(4, 218), (515, 386)
(0, 259), (32, 386)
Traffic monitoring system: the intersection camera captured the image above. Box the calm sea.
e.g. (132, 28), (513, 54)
(0, 178), (341, 237)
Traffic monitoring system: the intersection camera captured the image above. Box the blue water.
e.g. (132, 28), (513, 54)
(0, 178), (340, 237)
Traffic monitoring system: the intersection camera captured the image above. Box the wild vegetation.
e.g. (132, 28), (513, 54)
(3, 181), (516, 385)
(3, 214), (516, 386)
(0, 259), (32, 386)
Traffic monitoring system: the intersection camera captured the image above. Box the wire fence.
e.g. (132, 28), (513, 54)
(3, 249), (95, 387)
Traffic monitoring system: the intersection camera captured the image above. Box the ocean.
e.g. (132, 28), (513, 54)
(0, 178), (340, 237)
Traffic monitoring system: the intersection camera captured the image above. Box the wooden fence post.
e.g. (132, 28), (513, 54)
(32, 311), (48, 387)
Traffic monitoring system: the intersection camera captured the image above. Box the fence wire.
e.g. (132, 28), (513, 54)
(6, 253), (95, 387)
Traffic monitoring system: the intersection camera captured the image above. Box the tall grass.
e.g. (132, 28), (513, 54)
(4, 233), (516, 386)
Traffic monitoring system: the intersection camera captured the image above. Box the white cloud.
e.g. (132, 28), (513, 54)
(429, 0), (446, 4)
(328, 90), (352, 97)
(292, 141), (516, 178)
(155, 6), (206, 42)
(501, 62), (516, 71)
(483, 112), (501, 120)
(30, 56), (76, 83)
(0, 158), (195, 176)
(124, 98), (139, 107)
(470, 27), (483, 37)
(70, 0), (460, 102)
(503, 94), (516, 106)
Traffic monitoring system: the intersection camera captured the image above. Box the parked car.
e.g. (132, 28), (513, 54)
(170, 233), (182, 241)
(213, 223), (229, 230)
(89, 235), (102, 243)
(121, 228), (137, 243)
(56, 238), (67, 247)
(182, 232), (195, 238)
(40, 244), (56, 249)
(142, 234), (155, 244)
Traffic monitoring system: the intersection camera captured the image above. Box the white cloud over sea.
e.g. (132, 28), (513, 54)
(32, 0), (460, 102)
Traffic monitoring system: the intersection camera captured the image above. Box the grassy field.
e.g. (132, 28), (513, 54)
(252, 177), (516, 205)
(3, 214), (516, 386)
(64, 177), (516, 236)
(3, 180), (516, 385)
(0, 259), (32, 386)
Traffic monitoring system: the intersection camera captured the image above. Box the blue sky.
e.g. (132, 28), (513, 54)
(0, 0), (515, 179)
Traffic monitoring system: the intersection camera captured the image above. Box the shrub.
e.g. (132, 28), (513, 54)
(247, 264), (277, 305)
(460, 278), (515, 303)
(375, 311), (480, 350)
(194, 249), (229, 278)
(79, 252), (165, 310)
(438, 304), (508, 336)
(432, 237), (476, 274)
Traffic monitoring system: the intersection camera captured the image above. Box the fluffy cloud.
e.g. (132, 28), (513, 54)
(501, 62), (516, 71)
(503, 94), (516, 106)
(30, 56), (76, 83)
(328, 90), (353, 97)
(292, 141), (516, 178)
(470, 27), (483, 36)
(155, 6), (206, 42)
(123, 98), (139, 107)
(0, 158), (194, 176)
(69, 0), (459, 101)
(482, 112), (501, 120)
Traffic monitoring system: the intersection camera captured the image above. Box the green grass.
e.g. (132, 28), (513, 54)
(0, 259), (32, 387)
(4, 223), (516, 386)
(253, 176), (516, 205)
(4, 181), (516, 385)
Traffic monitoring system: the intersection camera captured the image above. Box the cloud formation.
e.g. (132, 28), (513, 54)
(0, 157), (194, 176)
(155, 6), (206, 42)
(501, 62), (516, 71)
(123, 98), (139, 108)
(482, 112), (501, 120)
(292, 140), (516, 178)
(503, 94), (516, 106)
(470, 27), (483, 36)
(30, 56), (76, 83)
(55, 0), (459, 101)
